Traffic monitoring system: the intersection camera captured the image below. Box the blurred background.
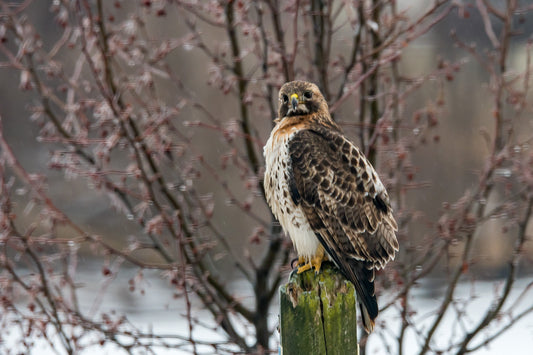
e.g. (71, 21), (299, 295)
(0, 0), (532, 354)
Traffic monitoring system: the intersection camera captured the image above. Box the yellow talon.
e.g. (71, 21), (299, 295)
(296, 246), (327, 274)
(312, 254), (323, 274)
(297, 263), (312, 274)
(296, 256), (310, 274)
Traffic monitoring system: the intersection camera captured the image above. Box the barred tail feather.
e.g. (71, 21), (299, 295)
(311, 231), (379, 333)
(348, 259), (378, 334)
(360, 302), (375, 333)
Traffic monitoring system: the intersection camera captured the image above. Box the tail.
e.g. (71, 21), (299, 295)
(310, 231), (379, 333)
(359, 300), (376, 333)
(347, 259), (378, 333)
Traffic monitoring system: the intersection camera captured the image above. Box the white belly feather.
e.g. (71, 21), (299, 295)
(263, 129), (321, 260)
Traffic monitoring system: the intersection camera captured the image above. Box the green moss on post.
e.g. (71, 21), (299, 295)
(279, 263), (359, 355)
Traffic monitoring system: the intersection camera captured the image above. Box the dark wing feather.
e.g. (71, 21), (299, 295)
(288, 128), (398, 266)
(288, 127), (399, 331)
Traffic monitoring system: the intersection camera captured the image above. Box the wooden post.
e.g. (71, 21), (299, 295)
(279, 263), (359, 355)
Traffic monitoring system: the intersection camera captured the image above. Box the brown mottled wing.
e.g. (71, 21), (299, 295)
(288, 127), (399, 327)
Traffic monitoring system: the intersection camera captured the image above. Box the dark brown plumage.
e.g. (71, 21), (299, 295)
(263, 81), (399, 333)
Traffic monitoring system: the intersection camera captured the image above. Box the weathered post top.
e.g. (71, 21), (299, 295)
(279, 262), (359, 355)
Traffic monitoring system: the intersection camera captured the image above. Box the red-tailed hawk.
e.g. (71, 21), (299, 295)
(263, 81), (399, 333)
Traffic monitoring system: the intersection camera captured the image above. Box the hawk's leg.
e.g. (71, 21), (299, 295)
(297, 245), (327, 274)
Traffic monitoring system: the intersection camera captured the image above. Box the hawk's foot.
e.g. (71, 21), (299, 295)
(296, 247), (327, 274)
(296, 257), (312, 274)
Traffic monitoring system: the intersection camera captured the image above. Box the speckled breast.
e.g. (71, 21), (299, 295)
(263, 127), (321, 259)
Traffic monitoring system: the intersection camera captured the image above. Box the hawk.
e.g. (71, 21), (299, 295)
(263, 81), (399, 333)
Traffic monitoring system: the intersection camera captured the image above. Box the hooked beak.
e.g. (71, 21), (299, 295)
(290, 93), (299, 111)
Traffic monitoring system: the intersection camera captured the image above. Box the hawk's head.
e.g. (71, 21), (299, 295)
(278, 81), (328, 119)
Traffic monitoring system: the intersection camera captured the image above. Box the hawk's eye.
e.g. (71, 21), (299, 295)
(281, 94), (289, 104)
(303, 91), (313, 100)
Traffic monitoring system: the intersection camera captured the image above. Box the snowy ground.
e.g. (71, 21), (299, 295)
(3, 265), (532, 354)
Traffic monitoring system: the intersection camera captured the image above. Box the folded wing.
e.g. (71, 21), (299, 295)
(287, 127), (399, 331)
